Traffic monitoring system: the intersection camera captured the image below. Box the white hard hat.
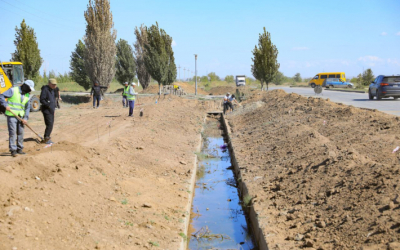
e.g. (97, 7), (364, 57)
(131, 82), (136, 86)
(124, 82), (128, 85)
(24, 80), (35, 91)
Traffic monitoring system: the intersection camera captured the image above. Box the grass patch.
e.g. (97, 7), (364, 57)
(243, 194), (253, 207)
(149, 241), (159, 247)
(121, 199), (128, 205)
(179, 232), (187, 241)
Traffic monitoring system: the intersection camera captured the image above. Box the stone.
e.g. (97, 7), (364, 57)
(6, 206), (21, 217)
(305, 240), (314, 247)
(142, 203), (152, 208)
(389, 201), (395, 209)
(316, 220), (326, 228)
(295, 233), (304, 241)
(136, 146), (144, 150)
(179, 161), (187, 165)
(109, 197), (116, 202)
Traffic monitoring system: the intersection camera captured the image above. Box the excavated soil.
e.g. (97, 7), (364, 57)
(227, 89), (400, 250)
(0, 95), (211, 249)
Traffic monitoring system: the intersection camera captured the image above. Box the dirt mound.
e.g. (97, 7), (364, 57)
(0, 95), (207, 249)
(140, 84), (159, 94)
(228, 89), (400, 249)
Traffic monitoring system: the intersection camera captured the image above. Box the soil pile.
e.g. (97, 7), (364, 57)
(0, 95), (209, 249)
(139, 82), (209, 95)
(209, 86), (237, 95)
(228, 89), (400, 250)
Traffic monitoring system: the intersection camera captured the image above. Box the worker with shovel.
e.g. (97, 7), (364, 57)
(0, 80), (35, 157)
(127, 82), (137, 117)
(40, 78), (58, 144)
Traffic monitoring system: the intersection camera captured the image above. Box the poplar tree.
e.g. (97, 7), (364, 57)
(134, 24), (151, 90)
(144, 23), (176, 95)
(12, 19), (42, 79)
(84, 0), (117, 89)
(115, 39), (136, 85)
(70, 39), (91, 90)
(362, 68), (374, 86)
(251, 27), (280, 90)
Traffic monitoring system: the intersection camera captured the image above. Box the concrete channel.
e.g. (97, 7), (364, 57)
(181, 112), (268, 250)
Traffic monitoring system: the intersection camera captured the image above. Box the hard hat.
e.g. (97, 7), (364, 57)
(124, 82), (128, 85)
(24, 80), (35, 91)
(131, 82), (136, 86)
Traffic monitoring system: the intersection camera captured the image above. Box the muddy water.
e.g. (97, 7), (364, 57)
(188, 120), (255, 249)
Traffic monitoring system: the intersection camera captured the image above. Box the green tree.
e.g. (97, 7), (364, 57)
(207, 72), (220, 81)
(273, 71), (285, 85)
(362, 68), (374, 86)
(134, 24), (151, 90)
(115, 39), (136, 85)
(84, 0), (117, 90)
(12, 19), (42, 79)
(144, 22), (176, 95)
(49, 70), (56, 79)
(192, 76), (201, 82)
(251, 27), (280, 90)
(293, 73), (302, 83)
(225, 75), (234, 83)
(70, 40), (91, 90)
(200, 76), (208, 83)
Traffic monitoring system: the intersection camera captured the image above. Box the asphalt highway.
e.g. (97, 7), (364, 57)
(270, 86), (400, 117)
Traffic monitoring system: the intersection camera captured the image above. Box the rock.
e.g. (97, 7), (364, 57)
(136, 146), (144, 150)
(305, 233), (311, 239)
(179, 161), (187, 165)
(295, 233), (304, 241)
(285, 236), (294, 241)
(142, 203), (152, 208)
(389, 201), (395, 209)
(6, 206), (21, 217)
(316, 220), (326, 228)
(305, 240), (314, 247)
(109, 197), (116, 202)
(35, 176), (41, 181)
(146, 224), (153, 229)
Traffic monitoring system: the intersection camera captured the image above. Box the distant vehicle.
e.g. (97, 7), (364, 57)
(368, 75), (400, 100)
(236, 75), (246, 86)
(322, 78), (354, 88)
(309, 72), (346, 88)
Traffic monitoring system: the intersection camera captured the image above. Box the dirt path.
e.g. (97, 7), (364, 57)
(0, 95), (209, 249)
(227, 90), (400, 250)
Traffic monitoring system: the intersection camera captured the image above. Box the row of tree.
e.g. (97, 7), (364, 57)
(10, 0), (176, 94)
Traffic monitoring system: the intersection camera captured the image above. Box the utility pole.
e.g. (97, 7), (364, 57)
(183, 67), (185, 82)
(194, 54), (198, 95)
(178, 65), (181, 82)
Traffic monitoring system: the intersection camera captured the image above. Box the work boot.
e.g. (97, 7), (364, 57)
(17, 149), (26, 155)
(42, 137), (53, 144)
(11, 151), (17, 157)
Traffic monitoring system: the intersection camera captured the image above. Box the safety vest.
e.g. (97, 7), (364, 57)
(5, 87), (30, 117)
(126, 86), (135, 101)
(123, 86), (129, 96)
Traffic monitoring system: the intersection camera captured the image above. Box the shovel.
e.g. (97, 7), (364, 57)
(7, 109), (44, 142)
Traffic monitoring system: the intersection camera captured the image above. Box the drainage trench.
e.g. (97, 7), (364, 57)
(187, 113), (256, 250)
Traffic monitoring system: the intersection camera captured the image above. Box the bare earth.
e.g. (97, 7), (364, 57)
(227, 89), (400, 250)
(1, 89), (400, 250)
(0, 95), (207, 249)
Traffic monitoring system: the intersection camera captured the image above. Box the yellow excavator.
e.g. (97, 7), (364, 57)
(0, 61), (41, 112)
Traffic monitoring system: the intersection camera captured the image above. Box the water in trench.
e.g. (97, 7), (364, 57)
(188, 117), (255, 250)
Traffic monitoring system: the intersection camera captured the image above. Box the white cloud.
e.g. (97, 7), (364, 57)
(381, 32), (387, 36)
(358, 56), (383, 67)
(171, 40), (177, 47)
(387, 58), (400, 67)
(292, 47), (309, 51)
(396, 32), (400, 36)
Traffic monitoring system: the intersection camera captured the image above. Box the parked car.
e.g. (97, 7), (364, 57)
(368, 75), (400, 100)
(322, 78), (354, 88)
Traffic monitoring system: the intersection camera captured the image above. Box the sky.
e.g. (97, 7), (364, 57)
(0, 0), (399, 80)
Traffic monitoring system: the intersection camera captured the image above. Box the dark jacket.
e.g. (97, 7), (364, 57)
(40, 85), (56, 113)
(91, 85), (106, 97)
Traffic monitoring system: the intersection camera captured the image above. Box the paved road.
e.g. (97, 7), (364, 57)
(269, 86), (400, 117)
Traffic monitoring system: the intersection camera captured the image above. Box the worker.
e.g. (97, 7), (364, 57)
(122, 82), (129, 108)
(90, 81), (107, 109)
(127, 82), (137, 117)
(228, 94), (241, 112)
(222, 93), (232, 115)
(40, 78), (57, 144)
(0, 80), (35, 156)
